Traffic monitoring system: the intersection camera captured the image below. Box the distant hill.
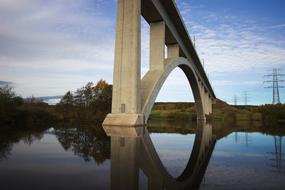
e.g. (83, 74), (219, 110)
(35, 95), (63, 101)
(150, 99), (262, 122)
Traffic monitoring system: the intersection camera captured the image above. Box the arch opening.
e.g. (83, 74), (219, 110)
(146, 65), (199, 178)
(139, 122), (215, 189)
(141, 57), (206, 124)
(147, 67), (196, 123)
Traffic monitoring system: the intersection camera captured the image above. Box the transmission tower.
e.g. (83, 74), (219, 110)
(244, 91), (249, 105)
(234, 95), (237, 105)
(264, 69), (285, 104)
(267, 136), (284, 173)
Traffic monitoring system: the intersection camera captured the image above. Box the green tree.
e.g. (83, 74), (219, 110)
(74, 87), (85, 107)
(0, 86), (23, 110)
(84, 82), (94, 106)
(60, 91), (74, 105)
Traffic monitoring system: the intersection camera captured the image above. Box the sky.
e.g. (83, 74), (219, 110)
(0, 0), (284, 105)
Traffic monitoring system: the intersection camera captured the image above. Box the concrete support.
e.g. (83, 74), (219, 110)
(195, 81), (205, 120)
(103, 0), (215, 127)
(110, 136), (140, 190)
(150, 21), (165, 71)
(112, 0), (141, 114)
(167, 44), (180, 58)
(196, 81), (213, 119)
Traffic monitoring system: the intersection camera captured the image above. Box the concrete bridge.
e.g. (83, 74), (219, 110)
(103, 0), (215, 127)
(108, 122), (216, 190)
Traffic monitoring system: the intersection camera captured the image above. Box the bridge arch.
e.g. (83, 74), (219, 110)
(140, 122), (215, 189)
(108, 122), (216, 189)
(141, 57), (205, 123)
(102, 0), (215, 127)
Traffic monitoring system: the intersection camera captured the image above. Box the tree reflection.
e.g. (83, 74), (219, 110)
(0, 128), (45, 160)
(54, 126), (110, 164)
(0, 140), (12, 161)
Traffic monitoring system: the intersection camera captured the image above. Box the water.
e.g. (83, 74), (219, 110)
(0, 121), (284, 189)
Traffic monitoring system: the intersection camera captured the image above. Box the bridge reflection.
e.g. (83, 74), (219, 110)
(105, 122), (216, 190)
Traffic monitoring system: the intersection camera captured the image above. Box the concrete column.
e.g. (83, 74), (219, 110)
(150, 21), (165, 71)
(208, 98), (212, 114)
(203, 90), (208, 115)
(167, 44), (180, 58)
(197, 82), (206, 120)
(111, 136), (140, 190)
(112, 0), (141, 114)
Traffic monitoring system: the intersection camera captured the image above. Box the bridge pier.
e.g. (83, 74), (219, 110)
(110, 136), (141, 190)
(112, 0), (141, 115)
(103, 0), (215, 127)
(150, 21), (165, 71)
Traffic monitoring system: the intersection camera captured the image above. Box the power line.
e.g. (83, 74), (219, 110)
(264, 68), (285, 104)
(244, 91), (249, 105)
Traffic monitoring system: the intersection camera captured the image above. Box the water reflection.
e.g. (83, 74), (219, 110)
(269, 136), (284, 173)
(0, 126), (111, 190)
(201, 132), (285, 190)
(0, 127), (45, 160)
(0, 121), (285, 189)
(105, 121), (216, 190)
(54, 127), (110, 164)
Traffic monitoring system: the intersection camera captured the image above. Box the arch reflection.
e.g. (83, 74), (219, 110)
(104, 121), (216, 190)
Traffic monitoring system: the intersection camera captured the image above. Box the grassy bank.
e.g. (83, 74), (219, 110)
(149, 99), (285, 126)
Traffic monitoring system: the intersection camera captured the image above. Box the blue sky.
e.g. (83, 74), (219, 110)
(0, 0), (284, 105)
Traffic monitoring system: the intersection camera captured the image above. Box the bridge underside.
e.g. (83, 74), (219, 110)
(103, 0), (215, 127)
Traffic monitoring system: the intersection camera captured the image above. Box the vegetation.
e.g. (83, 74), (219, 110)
(150, 102), (197, 121)
(0, 79), (112, 128)
(251, 104), (285, 126)
(1, 79), (285, 130)
(149, 99), (285, 127)
(55, 80), (112, 124)
(0, 86), (55, 128)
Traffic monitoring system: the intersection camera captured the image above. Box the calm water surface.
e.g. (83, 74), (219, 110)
(0, 121), (284, 189)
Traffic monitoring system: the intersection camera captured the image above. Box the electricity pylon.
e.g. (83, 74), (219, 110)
(264, 68), (285, 104)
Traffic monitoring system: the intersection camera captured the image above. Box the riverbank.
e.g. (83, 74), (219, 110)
(149, 99), (285, 126)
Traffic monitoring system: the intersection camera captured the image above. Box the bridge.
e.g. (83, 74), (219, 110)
(108, 122), (216, 190)
(103, 0), (216, 127)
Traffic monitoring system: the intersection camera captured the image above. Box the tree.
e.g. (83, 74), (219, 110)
(0, 85), (15, 99)
(74, 87), (85, 107)
(60, 91), (74, 105)
(84, 82), (94, 106)
(91, 80), (112, 120)
(56, 79), (112, 122)
(0, 86), (23, 110)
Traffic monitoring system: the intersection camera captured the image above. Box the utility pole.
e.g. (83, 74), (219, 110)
(234, 95), (237, 106)
(244, 91), (248, 105)
(264, 68), (285, 104)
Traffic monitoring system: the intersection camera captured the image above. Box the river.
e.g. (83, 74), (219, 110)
(0, 120), (284, 189)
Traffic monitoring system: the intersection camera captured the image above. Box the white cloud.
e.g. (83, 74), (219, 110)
(177, 1), (285, 74)
(0, 0), (116, 96)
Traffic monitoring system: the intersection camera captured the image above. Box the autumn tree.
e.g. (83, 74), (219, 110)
(57, 79), (112, 123)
